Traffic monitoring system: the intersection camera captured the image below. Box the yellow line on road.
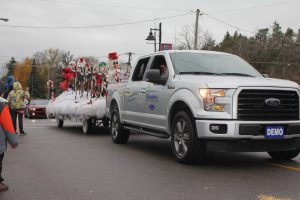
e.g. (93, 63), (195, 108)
(257, 194), (291, 200)
(268, 163), (300, 172)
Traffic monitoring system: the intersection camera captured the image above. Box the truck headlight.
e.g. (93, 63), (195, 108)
(200, 89), (226, 111)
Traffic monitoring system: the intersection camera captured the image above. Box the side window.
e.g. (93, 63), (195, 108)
(132, 57), (150, 81)
(150, 55), (169, 78)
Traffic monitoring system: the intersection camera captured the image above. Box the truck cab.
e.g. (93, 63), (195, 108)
(106, 50), (300, 164)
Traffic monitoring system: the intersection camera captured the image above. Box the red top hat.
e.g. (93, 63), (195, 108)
(108, 52), (119, 60)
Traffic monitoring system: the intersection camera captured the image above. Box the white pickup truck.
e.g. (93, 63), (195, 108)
(106, 50), (300, 164)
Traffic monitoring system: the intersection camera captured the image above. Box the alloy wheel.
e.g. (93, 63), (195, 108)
(173, 119), (190, 158)
(111, 113), (119, 138)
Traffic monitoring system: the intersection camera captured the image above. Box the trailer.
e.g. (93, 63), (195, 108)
(45, 52), (131, 134)
(46, 90), (109, 134)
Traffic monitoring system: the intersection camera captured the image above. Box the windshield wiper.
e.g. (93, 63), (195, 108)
(179, 71), (220, 75)
(219, 73), (254, 77)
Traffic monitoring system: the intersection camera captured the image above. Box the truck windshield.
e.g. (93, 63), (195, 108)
(169, 52), (261, 77)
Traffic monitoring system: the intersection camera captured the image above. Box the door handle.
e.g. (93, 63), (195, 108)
(140, 89), (146, 94)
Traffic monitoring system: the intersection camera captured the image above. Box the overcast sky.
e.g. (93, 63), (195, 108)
(1, 0), (300, 71)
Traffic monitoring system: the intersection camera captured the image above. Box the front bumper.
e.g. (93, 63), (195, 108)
(195, 119), (300, 152)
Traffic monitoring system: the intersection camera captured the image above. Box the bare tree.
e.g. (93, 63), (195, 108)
(176, 24), (215, 50)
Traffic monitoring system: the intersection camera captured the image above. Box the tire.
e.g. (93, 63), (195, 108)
(268, 149), (300, 161)
(102, 117), (110, 127)
(82, 119), (93, 135)
(171, 111), (206, 164)
(57, 119), (64, 128)
(110, 108), (129, 144)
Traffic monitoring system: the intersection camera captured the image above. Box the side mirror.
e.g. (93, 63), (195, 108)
(145, 69), (166, 84)
(262, 74), (270, 78)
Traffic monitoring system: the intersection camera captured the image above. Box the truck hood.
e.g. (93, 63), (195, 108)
(177, 75), (299, 89)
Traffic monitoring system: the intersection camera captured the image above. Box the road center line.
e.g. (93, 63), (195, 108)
(268, 163), (300, 172)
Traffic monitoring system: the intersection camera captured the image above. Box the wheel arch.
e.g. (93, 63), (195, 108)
(109, 92), (124, 123)
(167, 89), (200, 134)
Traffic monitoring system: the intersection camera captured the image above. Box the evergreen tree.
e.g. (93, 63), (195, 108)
(6, 57), (16, 76)
(28, 59), (43, 98)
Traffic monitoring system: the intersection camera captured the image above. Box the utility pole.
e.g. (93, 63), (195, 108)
(126, 52), (134, 65)
(158, 22), (162, 51)
(124, 52), (134, 74)
(194, 9), (200, 50)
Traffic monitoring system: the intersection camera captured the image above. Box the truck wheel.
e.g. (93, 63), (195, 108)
(82, 119), (93, 135)
(110, 108), (129, 144)
(268, 149), (300, 161)
(102, 117), (110, 127)
(171, 111), (206, 164)
(57, 119), (64, 128)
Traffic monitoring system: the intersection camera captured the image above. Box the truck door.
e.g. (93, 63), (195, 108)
(138, 55), (172, 132)
(123, 57), (151, 125)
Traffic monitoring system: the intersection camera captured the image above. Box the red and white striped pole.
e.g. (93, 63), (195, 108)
(47, 80), (54, 100)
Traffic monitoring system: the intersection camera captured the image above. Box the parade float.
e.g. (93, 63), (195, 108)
(46, 52), (130, 134)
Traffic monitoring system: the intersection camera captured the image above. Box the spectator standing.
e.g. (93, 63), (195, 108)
(7, 82), (30, 135)
(0, 81), (18, 192)
(3, 76), (14, 100)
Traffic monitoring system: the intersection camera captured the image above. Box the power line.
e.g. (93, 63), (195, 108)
(35, 0), (191, 12)
(202, 12), (256, 34)
(0, 12), (193, 29)
(32, 0), (300, 14)
(209, 0), (300, 14)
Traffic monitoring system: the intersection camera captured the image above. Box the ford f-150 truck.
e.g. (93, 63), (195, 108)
(105, 50), (300, 164)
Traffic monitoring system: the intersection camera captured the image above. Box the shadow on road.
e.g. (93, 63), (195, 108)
(125, 135), (300, 169)
(48, 125), (110, 137)
(48, 124), (299, 169)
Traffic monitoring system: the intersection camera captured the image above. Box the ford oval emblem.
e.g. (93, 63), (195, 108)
(265, 98), (281, 106)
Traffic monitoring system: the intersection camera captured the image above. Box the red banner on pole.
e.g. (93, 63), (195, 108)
(160, 43), (173, 50)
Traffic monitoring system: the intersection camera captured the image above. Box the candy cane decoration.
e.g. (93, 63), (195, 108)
(84, 63), (91, 98)
(47, 80), (54, 100)
(77, 58), (86, 96)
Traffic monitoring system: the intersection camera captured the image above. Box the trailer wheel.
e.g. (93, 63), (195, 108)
(57, 119), (64, 128)
(82, 119), (93, 135)
(110, 108), (129, 144)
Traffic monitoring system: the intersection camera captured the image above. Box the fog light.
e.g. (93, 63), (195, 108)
(210, 124), (227, 134)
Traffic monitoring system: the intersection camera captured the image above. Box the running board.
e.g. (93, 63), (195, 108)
(123, 125), (170, 139)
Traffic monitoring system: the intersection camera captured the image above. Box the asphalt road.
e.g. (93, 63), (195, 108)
(1, 119), (300, 200)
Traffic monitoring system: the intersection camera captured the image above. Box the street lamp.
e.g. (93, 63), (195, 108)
(0, 18), (9, 22)
(145, 22), (162, 52)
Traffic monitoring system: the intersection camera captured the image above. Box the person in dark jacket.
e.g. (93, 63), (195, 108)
(0, 81), (18, 192)
(3, 76), (14, 100)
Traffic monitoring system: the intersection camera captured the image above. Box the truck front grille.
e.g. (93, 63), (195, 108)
(237, 89), (299, 121)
